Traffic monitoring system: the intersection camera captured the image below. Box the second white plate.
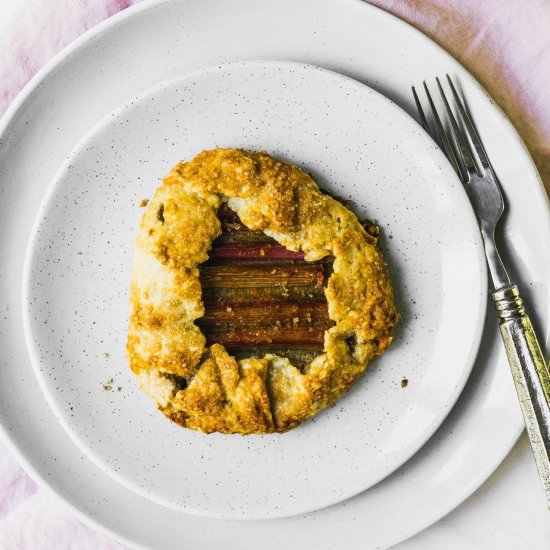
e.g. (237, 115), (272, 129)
(23, 61), (486, 519)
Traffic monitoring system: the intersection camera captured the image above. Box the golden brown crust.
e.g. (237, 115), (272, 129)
(127, 149), (398, 433)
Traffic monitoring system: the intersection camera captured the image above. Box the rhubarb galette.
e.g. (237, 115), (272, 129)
(127, 148), (398, 434)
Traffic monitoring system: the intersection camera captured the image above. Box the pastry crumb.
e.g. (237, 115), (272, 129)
(139, 199), (149, 207)
(401, 378), (408, 388)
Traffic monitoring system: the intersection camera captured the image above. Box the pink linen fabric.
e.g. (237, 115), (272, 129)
(0, 0), (549, 548)
(0, 0), (134, 114)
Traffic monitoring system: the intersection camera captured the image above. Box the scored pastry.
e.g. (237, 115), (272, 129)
(127, 148), (398, 434)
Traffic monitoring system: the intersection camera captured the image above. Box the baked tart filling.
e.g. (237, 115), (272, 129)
(197, 203), (334, 364)
(127, 148), (398, 434)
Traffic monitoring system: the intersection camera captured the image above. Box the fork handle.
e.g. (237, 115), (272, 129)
(493, 285), (550, 505)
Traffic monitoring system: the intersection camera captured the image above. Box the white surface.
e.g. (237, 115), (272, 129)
(0, 0), (548, 548)
(22, 61), (485, 519)
(399, 433), (550, 549)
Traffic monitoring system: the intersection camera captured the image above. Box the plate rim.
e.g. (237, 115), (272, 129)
(1, 0), (546, 547)
(20, 58), (488, 520)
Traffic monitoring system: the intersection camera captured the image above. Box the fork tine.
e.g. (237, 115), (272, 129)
(446, 75), (490, 169)
(422, 81), (462, 178)
(412, 86), (430, 133)
(435, 77), (476, 180)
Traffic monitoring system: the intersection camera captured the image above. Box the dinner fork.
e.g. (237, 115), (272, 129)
(413, 76), (550, 507)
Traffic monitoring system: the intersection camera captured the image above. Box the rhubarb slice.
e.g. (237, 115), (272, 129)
(197, 205), (334, 360)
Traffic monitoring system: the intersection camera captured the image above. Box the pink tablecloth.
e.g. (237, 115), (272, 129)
(1, 0), (549, 548)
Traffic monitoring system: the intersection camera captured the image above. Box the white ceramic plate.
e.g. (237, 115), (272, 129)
(22, 61), (485, 519)
(1, 0), (549, 547)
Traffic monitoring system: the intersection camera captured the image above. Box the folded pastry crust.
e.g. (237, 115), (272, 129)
(127, 149), (398, 434)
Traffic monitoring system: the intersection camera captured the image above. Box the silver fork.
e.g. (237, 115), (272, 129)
(413, 76), (550, 507)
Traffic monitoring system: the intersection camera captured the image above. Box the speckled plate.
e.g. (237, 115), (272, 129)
(22, 61), (486, 519)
